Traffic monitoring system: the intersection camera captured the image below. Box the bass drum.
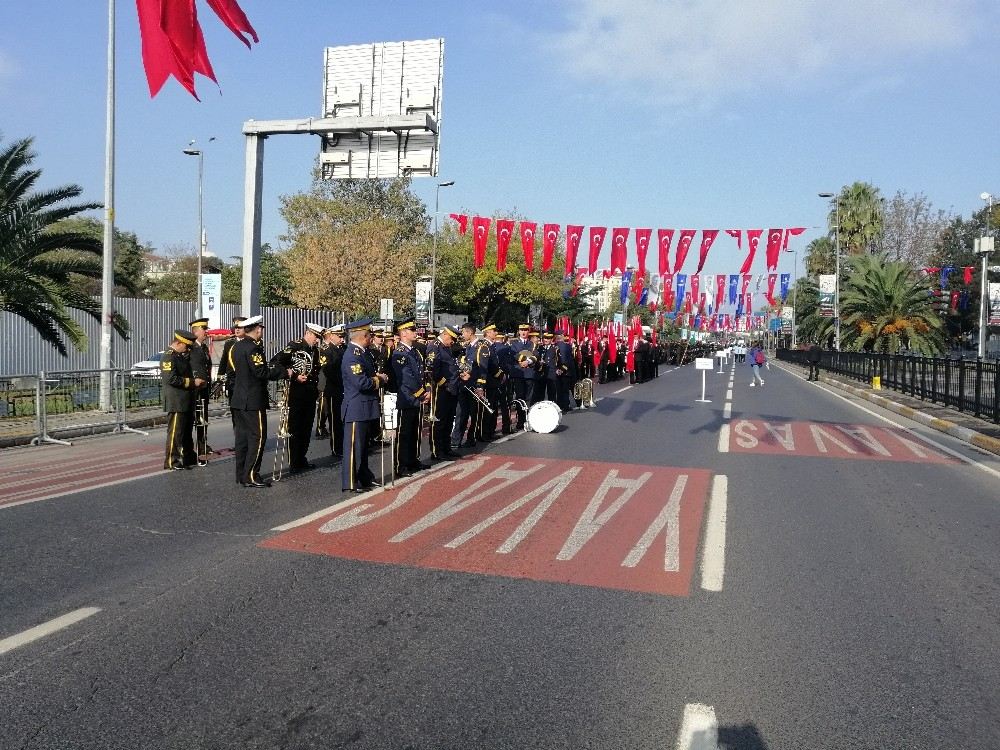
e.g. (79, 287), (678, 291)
(381, 392), (399, 430)
(526, 400), (562, 434)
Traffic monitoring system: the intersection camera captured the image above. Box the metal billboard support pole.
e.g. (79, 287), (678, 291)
(99, 0), (116, 412)
(979, 193), (994, 360)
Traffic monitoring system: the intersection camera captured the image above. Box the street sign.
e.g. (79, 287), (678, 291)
(380, 298), (394, 321)
(695, 358), (714, 370)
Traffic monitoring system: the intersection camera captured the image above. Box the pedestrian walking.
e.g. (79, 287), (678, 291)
(806, 343), (822, 381)
(748, 343), (766, 387)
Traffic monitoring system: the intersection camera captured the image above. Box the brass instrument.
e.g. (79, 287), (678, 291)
(463, 385), (495, 414)
(573, 377), (597, 408)
(272, 349), (314, 482)
(210, 375), (226, 400)
(512, 397), (530, 431)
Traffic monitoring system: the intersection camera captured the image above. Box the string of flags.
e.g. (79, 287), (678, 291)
(922, 266), (980, 312)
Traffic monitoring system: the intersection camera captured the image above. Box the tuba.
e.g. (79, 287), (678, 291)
(573, 377), (596, 408)
(272, 349), (314, 482)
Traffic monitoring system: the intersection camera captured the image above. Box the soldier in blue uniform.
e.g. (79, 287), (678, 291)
(341, 318), (387, 492)
(481, 323), (511, 438)
(452, 323), (490, 447)
(509, 324), (537, 429)
(425, 325), (461, 460)
(390, 318), (430, 476)
(554, 329), (578, 412)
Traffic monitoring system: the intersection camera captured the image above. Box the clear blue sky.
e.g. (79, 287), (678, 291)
(2, 0), (998, 280)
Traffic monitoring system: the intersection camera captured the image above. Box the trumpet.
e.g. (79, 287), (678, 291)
(464, 385), (495, 414)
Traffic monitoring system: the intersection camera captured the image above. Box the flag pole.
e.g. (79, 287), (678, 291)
(99, 0), (116, 411)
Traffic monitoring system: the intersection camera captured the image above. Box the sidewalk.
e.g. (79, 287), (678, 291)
(776, 359), (1000, 458)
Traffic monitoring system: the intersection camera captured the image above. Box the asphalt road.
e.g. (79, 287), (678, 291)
(1, 359), (998, 749)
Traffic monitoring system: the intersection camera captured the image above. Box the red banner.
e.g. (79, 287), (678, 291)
(450, 213), (469, 235)
(657, 229), (674, 275)
(716, 274), (725, 308)
(695, 229), (719, 273)
(610, 227), (630, 274)
(766, 273), (778, 305)
(782, 226), (806, 251)
(472, 216), (491, 269)
(542, 224), (559, 272)
(519, 221), (537, 271)
(566, 225), (584, 276)
(765, 228), (784, 271)
(635, 228), (652, 277)
(741, 273), (752, 296)
(741, 229), (763, 274)
(588, 227), (608, 275)
(496, 219), (515, 271)
(691, 274), (701, 301)
(675, 229), (697, 272)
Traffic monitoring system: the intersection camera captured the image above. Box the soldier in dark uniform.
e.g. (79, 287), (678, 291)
(453, 323), (490, 447)
(553, 330), (577, 412)
(508, 324), (536, 430)
(390, 318), (430, 476)
(270, 323), (323, 472)
(216, 316), (245, 392)
(481, 323), (509, 438)
(229, 315), (282, 487)
(532, 331), (549, 404)
(341, 319), (387, 492)
(425, 325), (461, 460)
(188, 317), (212, 464)
(579, 336), (594, 380)
(320, 324), (346, 456)
(542, 331), (559, 402)
(161, 329), (204, 470)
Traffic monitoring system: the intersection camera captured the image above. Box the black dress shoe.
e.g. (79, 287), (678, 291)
(242, 480), (271, 488)
(410, 462), (432, 471)
(395, 468), (413, 478)
(361, 479), (383, 489)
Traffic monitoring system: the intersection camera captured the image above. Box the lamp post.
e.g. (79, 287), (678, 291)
(819, 192), (840, 349)
(979, 192), (994, 359)
(784, 245), (798, 348)
(182, 147), (204, 317)
(430, 180), (454, 327)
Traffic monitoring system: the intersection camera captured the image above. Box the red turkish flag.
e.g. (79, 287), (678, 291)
(588, 227), (608, 275)
(496, 219), (515, 271)
(205, 0), (258, 45)
(741, 229), (763, 274)
(519, 222), (537, 271)
(765, 228), (784, 271)
(690, 274), (701, 301)
(565, 225), (584, 277)
(632, 274), (645, 305)
(674, 229), (697, 272)
(663, 274), (674, 309)
(635, 228), (652, 276)
(963, 266), (974, 285)
(608, 323), (617, 364)
(472, 216), (491, 269)
(950, 290), (960, 310)
(449, 213), (469, 235)
(716, 274), (725, 308)
(542, 224), (559, 272)
(725, 229), (742, 251)
(657, 229), (675, 275)
(741, 273), (752, 296)
(695, 229), (719, 273)
(610, 227), (630, 274)
(766, 273), (778, 305)
(782, 226), (806, 251)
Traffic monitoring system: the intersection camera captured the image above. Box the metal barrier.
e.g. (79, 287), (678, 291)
(778, 349), (1000, 424)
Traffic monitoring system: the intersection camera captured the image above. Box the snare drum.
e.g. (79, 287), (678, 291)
(381, 392), (399, 430)
(526, 400), (562, 434)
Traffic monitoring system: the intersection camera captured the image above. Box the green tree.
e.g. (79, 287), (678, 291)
(829, 181), (885, 256)
(0, 135), (128, 354)
(221, 243), (293, 307)
(803, 236), (836, 278)
(146, 249), (226, 302)
(793, 279), (836, 347)
(839, 254), (944, 354)
(52, 216), (148, 297)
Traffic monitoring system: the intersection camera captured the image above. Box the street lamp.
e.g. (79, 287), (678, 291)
(430, 180), (455, 326)
(784, 245), (798, 347)
(819, 191), (841, 350)
(978, 192), (994, 359)
(183, 137), (214, 318)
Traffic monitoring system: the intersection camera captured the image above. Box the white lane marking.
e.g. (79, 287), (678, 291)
(810, 382), (1000, 480)
(675, 703), (719, 750)
(613, 385), (633, 394)
(701, 475), (727, 592)
(717, 423), (730, 453)
(725, 389), (733, 400)
(271, 461), (455, 531)
(621, 474), (686, 569)
(0, 607), (101, 656)
(722, 403), (732, 419)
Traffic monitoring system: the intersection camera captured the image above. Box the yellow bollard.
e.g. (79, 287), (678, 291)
(872, 376), (881, 390)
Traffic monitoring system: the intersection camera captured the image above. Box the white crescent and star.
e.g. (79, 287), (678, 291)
(546, 230), (556, 241)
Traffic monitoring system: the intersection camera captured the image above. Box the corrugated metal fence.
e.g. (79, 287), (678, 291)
(1, 298), (348, 376)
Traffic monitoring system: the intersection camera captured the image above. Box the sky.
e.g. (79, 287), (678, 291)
(2, 0), (999, 282)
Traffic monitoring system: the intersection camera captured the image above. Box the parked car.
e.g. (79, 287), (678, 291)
(130, 352), (163, 378)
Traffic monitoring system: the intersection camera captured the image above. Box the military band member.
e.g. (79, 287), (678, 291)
(271, 323), (323, 472)
(481, 323), (509, 438)
(320, 324), (346, 457)
(530, 330), (547, 404)
(216, 316), (246, 396)
(229, 315), (281, 487)
(188, 317), (212, 464)
(425, 325), (461, 460)
(161, 329), (204, 470)
(390, 318), (430, 476)
(509, 324), (538, 429)
(341, 318), (386, 492)
(452, 323), (490, 448)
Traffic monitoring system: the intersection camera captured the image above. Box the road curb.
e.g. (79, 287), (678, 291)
(775, 361), (1000, 458)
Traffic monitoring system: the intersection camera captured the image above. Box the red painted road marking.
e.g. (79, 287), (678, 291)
(262, 456), (713, 597)
(727, 419), (956, 463)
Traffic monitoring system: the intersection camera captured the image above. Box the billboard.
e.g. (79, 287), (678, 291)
(200, 273), (222, 329)
(818, 274), (836, 318)
(989, 282), (1000, 327)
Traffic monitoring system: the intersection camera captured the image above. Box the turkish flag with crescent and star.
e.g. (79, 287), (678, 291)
(519, 221), (537, 271)
(610, 227), (630, 274)
(542, 224), (559, 272)
(716, 274), (726, 308)
(472, 216), (491, 269)
(782, 226), (806, 251)
(690, 273), (700, 303)
(765, 273), (778, 305)
(565, 225), (584, 277)
(635, 228), (652, 276)
(449, 213), (469, 235)
(725, 229), (742, 252)
(695, 230), (719, 274)
(765, 228), (784, 271)
(588, 227), (608, 275)
(741, 229), (763, 274)
(495, 219), (515, 272)
(674, 229), (697, 273)
(657, 229), (675, 275)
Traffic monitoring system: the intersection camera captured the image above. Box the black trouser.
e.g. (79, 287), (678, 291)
(481, 385), (501, 440)
(232, 408), (266, 483)
(342, 420), (375, 490)
(808, 362), (820, 380)
(194, 391), (210, 456)
(496, 381), (511, 433)
(454, 388), (481, 445)
(557, 376), (572, 411)
(431, 389), (457, 458)
(394, 406), (420, 471)
(288, 391), (316, 468)
(532, 378), (547, 405)
(316, 393), (331, 435)
(512, 378), (532, 427)
(328, 395), (344, 455)
(164, 410), (196, 469)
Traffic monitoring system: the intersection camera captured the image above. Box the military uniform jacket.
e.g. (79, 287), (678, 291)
(341, 343), (380, 422)
(161, 349), (198, 412)
(189, 341), (212, 384)
(426, 340), (459, 396)
(218, 336), (239, 379)
(271, 339), (319, 397)
(509, 339), (537, 380)
(321, 343), (345, 398)
(229, 338), (278, 410)
(465, 340), (490, 389)
(490, 340), (513, 385)
(391, 343), (426, 409)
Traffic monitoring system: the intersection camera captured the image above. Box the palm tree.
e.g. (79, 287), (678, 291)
(838, 254), (944, 355)
(0, 135), (127, 354)
(831, 181), (884, 255)
(793, 278), (837, 347)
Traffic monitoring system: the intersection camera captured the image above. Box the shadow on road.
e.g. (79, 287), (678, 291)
(693, 722), (770, 749)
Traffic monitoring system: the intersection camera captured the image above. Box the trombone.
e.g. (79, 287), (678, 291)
(463, 385), (495, 414)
